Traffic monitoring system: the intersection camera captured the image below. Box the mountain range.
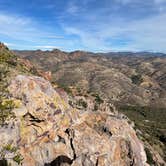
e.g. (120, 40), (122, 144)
(0, 43), (165, 165)
(14, 48), (166, 165)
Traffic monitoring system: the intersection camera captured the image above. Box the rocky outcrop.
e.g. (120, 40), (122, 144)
(0, 75), (148, 166)
(18, 58), (52, 81)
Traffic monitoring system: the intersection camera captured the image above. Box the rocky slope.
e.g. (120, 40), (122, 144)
(0, 43), (152, 166)
(15, 50), (166, 108)
(0, 74), (148, 166)
(14, 49), (166, 163)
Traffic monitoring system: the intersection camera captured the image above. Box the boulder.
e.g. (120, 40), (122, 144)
(0, 75), (148, 166)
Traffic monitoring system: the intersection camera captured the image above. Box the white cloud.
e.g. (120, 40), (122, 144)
(64, 13), (166, 52)
(0, 12), (68, 50)
(154, 0), (166, 12)
(3, 42), (16, 47)
(44, 36), (64, 39)
(114, 0), (133, 4)
(0, 13), (63, 44)
(154, 0), (165, 4)
(0, 13), (33, 40)
(0, 14), (30, 25)
(65, 27), (111, 51)
(34, 45), (61, 49)
(67, 2), (79, 15)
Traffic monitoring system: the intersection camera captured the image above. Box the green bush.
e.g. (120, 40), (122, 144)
(92, 93), (104, 104)
(118, 105), (166, 160)
(13, 154), (24, 164)
(77, 99), (87, 108)
(145, 147), (155, 165)
(0, 144), (23, 165)
(0, 99), (16, 126)
(131, 74), (143, 85)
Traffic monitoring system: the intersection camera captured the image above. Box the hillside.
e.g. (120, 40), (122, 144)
(0, 44), (158, 166)
(14, 49), (166, 164)
(15, 50), (166, 107)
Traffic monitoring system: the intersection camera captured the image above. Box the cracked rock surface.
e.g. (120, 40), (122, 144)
(0, 75), (148, 166)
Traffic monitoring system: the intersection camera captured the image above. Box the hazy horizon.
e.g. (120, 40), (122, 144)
(12, 47), (166, 55)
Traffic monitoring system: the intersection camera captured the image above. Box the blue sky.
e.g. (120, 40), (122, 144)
(0, 0), (166, 52)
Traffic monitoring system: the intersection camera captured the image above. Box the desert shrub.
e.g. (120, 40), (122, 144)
(92, 93), (104, 104)
(13, 154), (23, 164)
(77, 99), (87, 109)
(131, 74), (143, 85)
(30, 66), (38, 75)
(145, 147), (155, 165)
(0, 48), (16, 64)
(68, 100), (73, 107)
(93, 104), (98, 111)
(0, 144), (23, 165)
(0, 99), (17, 126)
(118, 105), (166, 160)
(0, 65), (9, 82)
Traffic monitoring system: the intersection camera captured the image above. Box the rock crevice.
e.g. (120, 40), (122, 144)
(0, 75), (148, 166)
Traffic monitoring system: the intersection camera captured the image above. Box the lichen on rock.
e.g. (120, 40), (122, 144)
(0, 74), (149, 166)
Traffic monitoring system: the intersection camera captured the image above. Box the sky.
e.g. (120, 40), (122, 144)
(0, 0), (166, 52)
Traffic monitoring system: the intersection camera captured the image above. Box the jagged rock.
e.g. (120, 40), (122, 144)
(38, 71), (52, 81)
(0, 75), (148, 166)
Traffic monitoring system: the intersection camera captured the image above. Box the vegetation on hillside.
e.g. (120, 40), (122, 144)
(118, 105), (166, 163)
(8, 45), (166, 164)
(131, 74), (143, 85)
(0, 43), (36, 125)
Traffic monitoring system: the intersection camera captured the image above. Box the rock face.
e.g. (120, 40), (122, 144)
(0, 75), (148, 166)
(14, 49), (166, 162)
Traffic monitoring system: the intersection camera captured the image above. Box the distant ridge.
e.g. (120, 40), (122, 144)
(14, 49), (166, 58)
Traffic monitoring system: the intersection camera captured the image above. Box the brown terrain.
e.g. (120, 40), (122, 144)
(14, 50), (166, 108)
(14, 49), (166, 165)
(0, 43), (165, 165)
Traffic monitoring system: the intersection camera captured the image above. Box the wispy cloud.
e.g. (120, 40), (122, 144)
(0, 13), (61, 41)
(65, 27), (110, 51)
(154, 0), (166, 12)
(67, 2), (79, 15)
(3, 42), (16, 47)
(0, 0), (166, 52)
(43, 36), (64, 39)
(0, 13), (34, 40)
(64, 11), (166, 52)
(34, 45), (62, 49)
(114, 0), (133, 5)
(154, 0), (165, 4)
(0, 12), (66, 50)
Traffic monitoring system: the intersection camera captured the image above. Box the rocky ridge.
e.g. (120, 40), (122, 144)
(0, 44), (164, 166)
(14, 49), (166, 108)
(14, 48), (166, 163)
(0, 43), (150, 165)
(0, 75), (148, 166)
